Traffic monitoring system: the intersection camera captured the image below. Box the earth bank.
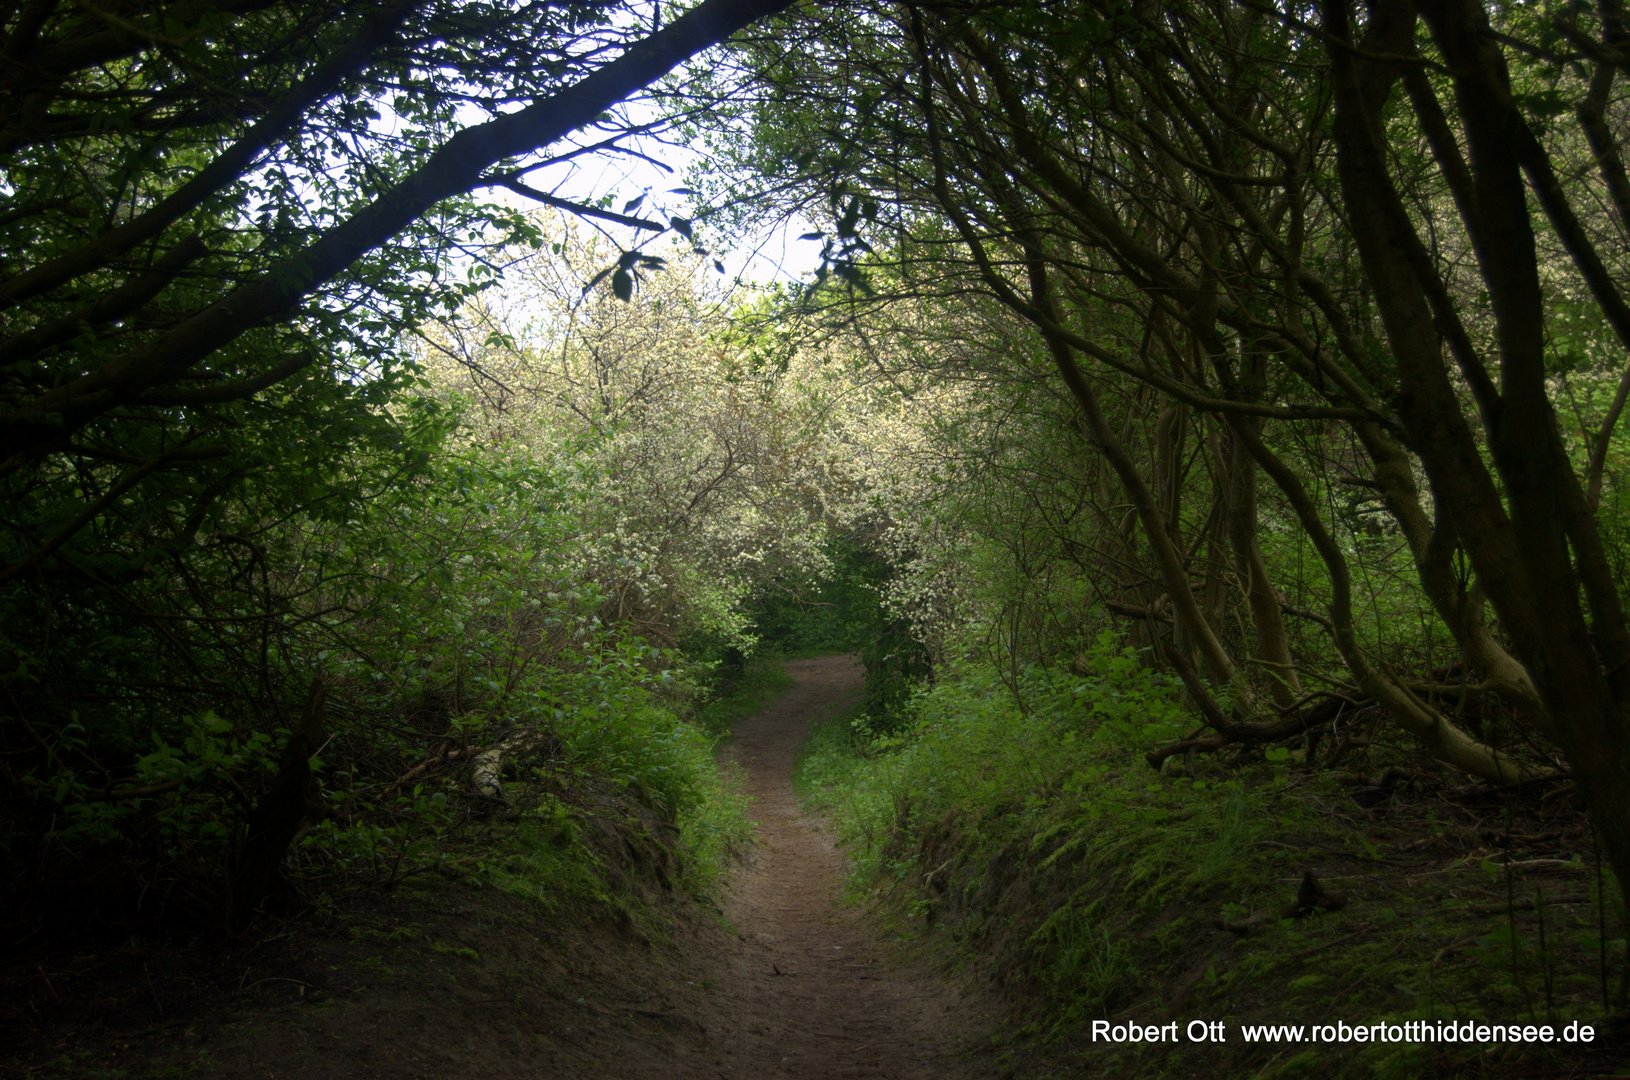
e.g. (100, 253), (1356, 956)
(2, 655), (1001, 1080)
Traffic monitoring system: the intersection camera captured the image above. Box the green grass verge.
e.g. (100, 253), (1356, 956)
(473, 655), (790, 906)
(691, 654), (796, 741)
(794, 636), (1625, 1078)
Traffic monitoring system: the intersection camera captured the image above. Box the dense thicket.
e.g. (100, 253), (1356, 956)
(0, 0), (800, 936)
(11, 0), (1630, 981)
(714, 0), (1630, 903)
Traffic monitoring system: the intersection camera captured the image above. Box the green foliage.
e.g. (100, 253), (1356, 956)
(799, 640), (1617, 1073)
(480, 801), (619, 916)
(1030, 902), (1138, 1021)
(856, 611), (933, 735)
(686, 652), (796, 741)
(799, 632), (1194, 891)
(0, 0), (800, 941)
(750, 537), (886, 656)
(675, 757), (755, 895)
(748, 536), (929, 732)
(840, 544), (930, 732)
(0, 402), (753, 934)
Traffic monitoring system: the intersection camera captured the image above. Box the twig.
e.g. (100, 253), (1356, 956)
(1470, 892), (1592, 914)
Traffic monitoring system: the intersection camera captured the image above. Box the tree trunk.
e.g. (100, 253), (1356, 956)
(1323, 0), (1630, 902)
(1223, 418), (1300, 708)
(226, 679), (326, 933)
(1026, 257), (1240, 690)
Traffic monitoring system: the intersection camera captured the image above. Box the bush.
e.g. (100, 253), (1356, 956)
(0, 426), (751, 938)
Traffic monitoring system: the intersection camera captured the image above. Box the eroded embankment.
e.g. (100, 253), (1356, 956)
(806, 661), (1630, 1080)
(4, 657), (1000, 1080)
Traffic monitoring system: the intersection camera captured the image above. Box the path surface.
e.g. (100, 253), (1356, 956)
(702, 654), (991, 1080)
(68, 655), (996, 1080)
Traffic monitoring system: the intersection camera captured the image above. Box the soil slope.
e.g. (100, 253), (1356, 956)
(4, 655), (999, 1079)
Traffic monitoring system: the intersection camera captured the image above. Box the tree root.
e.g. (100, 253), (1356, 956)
(1145, 646), (1364, 769)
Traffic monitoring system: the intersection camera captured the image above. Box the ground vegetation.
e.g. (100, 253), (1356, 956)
(0, 0), (798, 941)
(9, 0), (1630, 1075)
(713, 0), (1630, 914)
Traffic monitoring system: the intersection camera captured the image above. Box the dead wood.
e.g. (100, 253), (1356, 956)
(1145, 649), (1362, 768)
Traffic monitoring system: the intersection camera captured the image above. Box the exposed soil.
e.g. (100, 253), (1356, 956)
(706, 654), (995, 1079)
(3, 655), (1001, 1079)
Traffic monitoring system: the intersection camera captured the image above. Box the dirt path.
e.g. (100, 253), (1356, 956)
(699, 654), (993, 1080)
(4, 655), (998, 1080)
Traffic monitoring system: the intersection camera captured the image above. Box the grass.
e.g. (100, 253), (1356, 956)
(676, 758), (753, 895)
(418, 653), (790, 914)
(691, 653), (796, 740)
(793, 638), (1628, 1078)
(481, 800), (616, 915)
(792, 701), (872, 806)
(678, 652), (791, 890)
(476, 657), (788, 908)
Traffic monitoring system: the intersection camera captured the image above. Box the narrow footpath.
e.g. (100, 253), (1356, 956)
(70, 656), (998, 1080)
(700, 654), (993, 1079)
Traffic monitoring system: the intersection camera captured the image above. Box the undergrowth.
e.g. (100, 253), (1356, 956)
(690, 653), (796, 741)
(480, 653), (791, 912)
(479, 799), (616, 917)
(796, 633), (1628, 1078)
(460, 656), (787, 914)
(296, 654), (783, 947)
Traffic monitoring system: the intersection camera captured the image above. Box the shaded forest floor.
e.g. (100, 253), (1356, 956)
(795, 665), (1630, 1079)
(2, 656), (1002, 1080)
(10, 655), (1630, 1079)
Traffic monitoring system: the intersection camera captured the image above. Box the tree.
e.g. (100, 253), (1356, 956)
(419, 221), (893, 649)
(0, 0), (795, 582)
(721, 0), (1630, 901)
(0, 0), (793, 933)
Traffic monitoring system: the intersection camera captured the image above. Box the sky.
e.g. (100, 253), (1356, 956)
(472, 97), (826, 291)
(349, 12), (828, 301)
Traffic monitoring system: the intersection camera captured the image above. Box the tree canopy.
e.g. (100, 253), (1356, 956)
(8, 0), (1630, 979)
(0, 0), (792, 587)
(0, 0), (793, 932)
(710, 0), (1630, 900)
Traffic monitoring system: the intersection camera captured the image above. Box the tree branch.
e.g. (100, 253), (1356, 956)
(1, 0), (795, 456)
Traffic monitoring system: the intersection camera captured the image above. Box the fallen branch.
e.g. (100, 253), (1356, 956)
(1443, 774), (1573, 800)
(87, 777), (186, 802)
(1470, 892), (1592, 914)
(1500, 859), (1591, 875)
(1278, 599), (1335, 633)
(470, 730), (558, 800)
(1104, 599), (1172, 623)
(393, 748), (462, 787)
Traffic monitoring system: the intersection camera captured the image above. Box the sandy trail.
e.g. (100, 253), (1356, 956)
(699, 654), (991, 1080)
